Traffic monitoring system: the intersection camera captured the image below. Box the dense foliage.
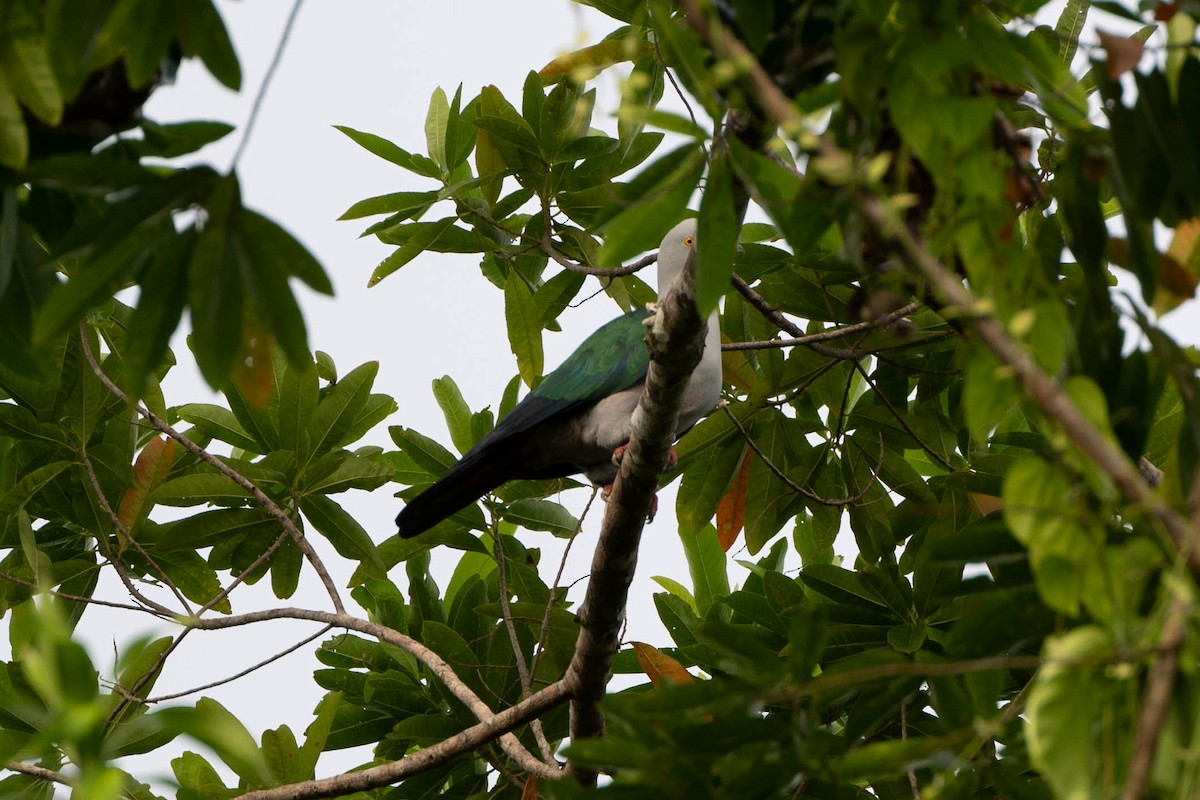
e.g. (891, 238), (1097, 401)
(1, 0), (1199, 798)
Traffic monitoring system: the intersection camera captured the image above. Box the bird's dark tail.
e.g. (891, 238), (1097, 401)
(395, 450), (517, 538)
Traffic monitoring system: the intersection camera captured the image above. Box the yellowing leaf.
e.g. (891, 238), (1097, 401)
(539, 39), (653, 85)
(117, 437), (178, 537)
(232, 327), (275, 408)
(630, 641), (694, 687)
(715, 451), (751, 551)
(1153, 218), (1200, 316)
(1097, 30), (1145, 79)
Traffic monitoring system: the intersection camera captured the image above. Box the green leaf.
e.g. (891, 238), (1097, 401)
(501, 499), (579, 537)
(1026, 625), (1124, 800)
(681, 524), (730, 615)
(504, 275), (543, 387)
(800, 564), (888, 610)
(175, 404), (261, 452)
(156, 698), (273, 789)
(0, 76), (27, 169)
(154, 549), (230, 613)
(368, 217), (457, 286)
(176, 0), (242, 90)
(299, 452), (393, 495)
(172, 751), (235, 800)
(389, 425), (457, 476)
(278, 358), (319, 456)
(187, 174), (244, 385)
(596, 146), (704, 267)
(1053, 0), (1090, 64)
(239, 210), (332, 295)
(307, 361), (378, 460)
(339, 190), (438, 221)
(299, 495), (386, 580)
(296, 692), (340, 779)
(0, 10), (63, 124)
(425, 86), (450, 174)
(122, 229), (194, 399)
(432, 376), (474, 455)
(695, 155), (736, 315)
(334, 125), (443, 179)
(149, 473), (251, 507)
(132, 120), (235, 158)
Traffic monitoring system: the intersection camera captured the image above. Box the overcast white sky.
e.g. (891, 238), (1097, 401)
(17, 0), (1200, 793)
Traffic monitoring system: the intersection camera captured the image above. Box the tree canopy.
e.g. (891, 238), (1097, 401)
(1, 0), (1200, 798)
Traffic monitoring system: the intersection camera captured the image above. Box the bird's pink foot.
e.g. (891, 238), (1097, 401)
(610, 443), (679, 469)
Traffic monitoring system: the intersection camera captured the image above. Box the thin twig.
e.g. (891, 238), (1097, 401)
(531, 489), (595, 685)
(231, 0), (306, 170)
(235, 678), (571, 800)
(722, 405), (882, 507)
(540, 201), (655, 277)
(491, 522), (556, 765)
(851, 360), (955, 472)
(78, 324), (348, 613)
(143, 625), (333, 704)
(77, 445), (192, 614)
(185, 606), (561, 779)
(3, 761), (72, 787)
(720, 302), (919, 351)
(1121, 596), (1192, 800)
(0, 570), (150, 614)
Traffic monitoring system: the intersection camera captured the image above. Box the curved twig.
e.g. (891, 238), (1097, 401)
(78, 324), (348, 613)
(235, 679), (571, 800)
(185, 607), (561, 780)
(721, 302), (920, 352)
(722, 404), (883, 507)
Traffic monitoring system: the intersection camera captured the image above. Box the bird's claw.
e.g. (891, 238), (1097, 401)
(611, 443), (678, 469)
(600, 482), (659, 523)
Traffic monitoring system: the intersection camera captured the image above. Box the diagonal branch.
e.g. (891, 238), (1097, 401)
(235, 679), (571, 800)
(563, 248), (714, 785)
(78, 324), (349, 613)
(187, 607), (561, 780)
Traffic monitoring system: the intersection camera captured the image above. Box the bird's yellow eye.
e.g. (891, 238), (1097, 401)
(683, 235), (695, 247)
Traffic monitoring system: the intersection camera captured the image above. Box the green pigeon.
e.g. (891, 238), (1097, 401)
(395, 218), (722, 538)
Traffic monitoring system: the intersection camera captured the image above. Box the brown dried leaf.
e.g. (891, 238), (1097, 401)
(1097, 30), (1145, 79)
(116, 437), (178, 535)
(715, 451), (751, 551)
(1153, 218), (1200, 315)
(631, 641), (693, 688)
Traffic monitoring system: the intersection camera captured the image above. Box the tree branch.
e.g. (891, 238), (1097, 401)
(235, 679), (571, 800)
(3, 761), (72, 788)
(1121, 595), (1192, 800)
(186, 607), (560, 779)
(563, 249), (713, 784)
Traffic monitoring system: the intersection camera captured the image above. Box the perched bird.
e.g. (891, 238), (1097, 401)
(395, 218), (723, 538)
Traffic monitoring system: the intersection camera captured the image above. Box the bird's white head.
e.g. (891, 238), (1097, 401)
(656, 217), (698, 298)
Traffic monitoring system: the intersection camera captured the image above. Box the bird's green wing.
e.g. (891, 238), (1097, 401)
(531, 307), (651, 403)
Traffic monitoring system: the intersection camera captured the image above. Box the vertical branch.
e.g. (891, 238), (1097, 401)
(563, 256), (712, 785)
